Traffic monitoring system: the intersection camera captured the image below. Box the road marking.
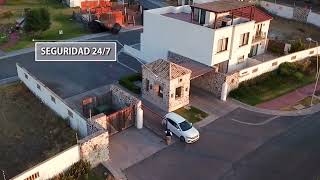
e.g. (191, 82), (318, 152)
(230, 116), (280, 126)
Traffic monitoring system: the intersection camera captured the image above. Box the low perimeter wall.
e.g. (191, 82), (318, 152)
(14, 64), (110, 179)
(11, 145), (80, 180)
(236, 46), (320, 83)
(260, 1), (320, 27)
(16, 64), (88, 137)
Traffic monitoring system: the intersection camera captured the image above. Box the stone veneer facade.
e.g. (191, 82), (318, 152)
(142, 64), (191, 112)
(191, 70), (240, 98)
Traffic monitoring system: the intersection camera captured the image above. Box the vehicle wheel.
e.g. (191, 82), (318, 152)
(180, 136), (185, 142)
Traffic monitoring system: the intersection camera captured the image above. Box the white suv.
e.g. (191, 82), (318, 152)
(162, 112), (200, 143)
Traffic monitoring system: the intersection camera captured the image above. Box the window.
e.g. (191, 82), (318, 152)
(24, 73), (28, 79)
(68, 110), (73, 118)
(272, 62), (278, 66)
(217, 38), (228, 53)
(167, 118), (179, 129)
(171, 94), (174, 98)
(237, 55), (245, 64)
(24, 172), (39, 180)
(175, 86), (182, 99)
(239, 32), (249, 46)
(291, 56), (296, 60)
(185, 87), (188, 92)
(149, 84), (153, 90)
(145, 79), (150, 91)
(252, 68), (258, 73)
(179, 78), (183, 82)
(37, 84), (41, 90)
(51, 96), (56, 103)
(158, 85), (163, 98)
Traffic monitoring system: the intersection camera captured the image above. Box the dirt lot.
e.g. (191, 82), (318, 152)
(269, 16), (320, 42)
(0, 83), (77, 178)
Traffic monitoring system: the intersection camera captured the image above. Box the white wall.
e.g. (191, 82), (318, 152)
(11, 145), (80, 180)
(141, 6), (215, 66)
(307, 11), (320, 27)
(238, 46), (320, 82)
(227, 21), (256, 72)
(67, 0), (81, 7)
(260, 1), (294, 19)
(16, 64), (88, 137)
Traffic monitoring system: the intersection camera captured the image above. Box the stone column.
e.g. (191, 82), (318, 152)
(136, 101), (143, 129)
(221, 82), (228, 101)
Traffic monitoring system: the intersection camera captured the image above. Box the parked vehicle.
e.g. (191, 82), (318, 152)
(162, 112), (200, 143)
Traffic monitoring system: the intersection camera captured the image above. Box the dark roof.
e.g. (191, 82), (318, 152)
(237, 7), (273, 23)
(168, 58), (214, 79)
(191, 0), (252, 13)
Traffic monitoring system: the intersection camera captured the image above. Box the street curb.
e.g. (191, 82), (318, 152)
(0, 76), (19, 86)
(229, 98), (320, 116)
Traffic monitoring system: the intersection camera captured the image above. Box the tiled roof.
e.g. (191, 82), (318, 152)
(144, 59), (192, 80)
(236, 6), (273, 23)
(191, 0), (251, 13)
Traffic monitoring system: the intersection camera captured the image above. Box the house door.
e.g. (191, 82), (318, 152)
(200, 10), (206, 25)
(249, 44), (258, 57)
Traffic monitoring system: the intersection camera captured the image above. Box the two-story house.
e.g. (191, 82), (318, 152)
(140, 0), (272, 73)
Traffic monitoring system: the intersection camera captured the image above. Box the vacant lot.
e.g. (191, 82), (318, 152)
(0, 83), (76, 178)
(0, 0), (89, 51)
(269, 16), (320, 42)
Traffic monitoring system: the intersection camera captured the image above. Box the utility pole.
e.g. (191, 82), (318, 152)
(306, 38), (319, 106)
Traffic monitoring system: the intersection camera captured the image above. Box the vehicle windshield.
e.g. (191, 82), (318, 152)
(179, 121), (192, 131)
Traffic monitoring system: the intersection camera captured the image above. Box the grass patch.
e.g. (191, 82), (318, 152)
(175, 106), (208, 123)
(119, 73), (142, 94)
(281, 96), (320, 111)
(0, 83), (77, 178)
(230, 62), (316, 106)
(1, 0), (89, 51)
(0, 33), (8, 45)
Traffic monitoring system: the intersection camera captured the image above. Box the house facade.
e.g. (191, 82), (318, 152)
(142, 59), (192, 112)
(140, 1), (272, 73)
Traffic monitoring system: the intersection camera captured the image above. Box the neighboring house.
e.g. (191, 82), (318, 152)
(142, 59), (192, 112)
(140, 0), (272, 73)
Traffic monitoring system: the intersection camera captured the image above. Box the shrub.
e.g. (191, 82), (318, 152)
(278, 62), (298, 76)
(293, 72), (304, 81)
(118, 73), (142, 94)
(289, 40), (305, 53)
(51, 160), (91, 180)
(24, 8), (51, 36)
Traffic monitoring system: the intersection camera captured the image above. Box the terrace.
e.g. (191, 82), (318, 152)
(161, 0), (272, 30)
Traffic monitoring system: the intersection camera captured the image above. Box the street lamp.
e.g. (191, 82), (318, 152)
(306, 37), (319, 106)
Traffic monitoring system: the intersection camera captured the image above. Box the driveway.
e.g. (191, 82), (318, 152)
(125, 108), (318, 180)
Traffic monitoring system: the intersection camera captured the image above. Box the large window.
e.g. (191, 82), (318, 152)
(145, 79), (150, 91)
(239, 32), (249, 47)
(217, 38), (228, 53)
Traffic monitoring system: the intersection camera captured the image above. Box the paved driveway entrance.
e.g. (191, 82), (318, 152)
(125, 108), (308, 180)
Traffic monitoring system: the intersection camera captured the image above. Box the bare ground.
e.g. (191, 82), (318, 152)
(0, 83), (77, 178)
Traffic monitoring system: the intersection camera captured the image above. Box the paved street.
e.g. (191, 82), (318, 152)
(125, 108), (320, 180)
(0, 30), (142, 98)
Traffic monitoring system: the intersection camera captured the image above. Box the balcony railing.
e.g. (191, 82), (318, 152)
(252, 32), (266, 43)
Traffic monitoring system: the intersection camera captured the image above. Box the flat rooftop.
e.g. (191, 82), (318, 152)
(191, 0), (252, 13)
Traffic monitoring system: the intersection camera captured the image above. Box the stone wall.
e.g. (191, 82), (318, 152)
(225, 72), (240, 93)
(142, 66), (171, 111)
(110, 84), (140, 109)
(79, 129), (109, 167)
(168, 74), (190, 112)
(191, 70), (226, 98)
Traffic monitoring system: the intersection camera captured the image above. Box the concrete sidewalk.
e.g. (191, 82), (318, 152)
(107, 127), (166, 179)
(256, 83), (320, 110)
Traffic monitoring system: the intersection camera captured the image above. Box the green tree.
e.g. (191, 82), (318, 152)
(24, 8), (51, 36)
(289, 40), (305, 53)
